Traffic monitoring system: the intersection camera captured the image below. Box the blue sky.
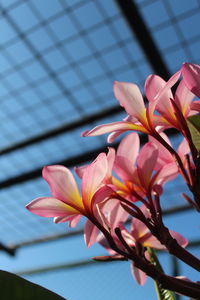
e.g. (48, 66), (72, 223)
(0, 0), (199, 299)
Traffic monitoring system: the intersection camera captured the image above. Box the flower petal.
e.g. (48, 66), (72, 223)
(137, 142), (158, 189)
(177, 138), (190, 161)
(149, 133), (173, 169)
(175, 79), (194, 117)
(145, 74), (173, 103)
(190, 100), (200, 112)
(84, 219), (99, 247)
(182, 62), (200, 98)
(107, 131), (124, 143)
(113, 81), (146, 123)
(26, 197), (79, 217)
(146, 71), (180, 124)
(117, 133), (140, 164)
(102, 199), (129, 228)
(91, 185), (114, 209)
(81, 153), (108, 209)
(106, 147), (116, 181)
(82, 121), (148, 138)
(131, 262), (147, 286)
(170, 230), (188, 248)
(54, 215), (81, 227)
(74, 165), (87, 179)
(42, 165), (82, 209)
(114, 156), (135, 182)
(114, 133), (139, 181)
(155, 162), (178, 186)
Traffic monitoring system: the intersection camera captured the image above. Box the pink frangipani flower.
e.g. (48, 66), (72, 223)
(26, 153), (113, 247)
(82, 63), (200, 142)
(82, 79), (162, 142)
(113, 133), (176, 199)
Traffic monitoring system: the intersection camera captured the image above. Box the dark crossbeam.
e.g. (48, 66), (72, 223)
(0, 129), (178, 189)
(0, 106), (123, 156)
(115, 0), (170, 80)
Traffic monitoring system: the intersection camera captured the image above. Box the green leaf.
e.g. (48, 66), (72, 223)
(0, 270), (66, 300)
(154, 280), (176, 300)
(187, 115), (200, 151)
(147, 248), (175, 300)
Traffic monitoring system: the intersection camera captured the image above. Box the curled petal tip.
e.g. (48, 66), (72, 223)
(81, 130), (89, 137)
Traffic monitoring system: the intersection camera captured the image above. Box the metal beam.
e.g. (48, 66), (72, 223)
(115, 0), (170, 80)
(15, 237), (200, 276)
(0, 106), (123, 155)
(0, 128), (179, 189)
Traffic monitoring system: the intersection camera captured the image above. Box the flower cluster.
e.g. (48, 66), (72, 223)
(26, 63), (200, 299)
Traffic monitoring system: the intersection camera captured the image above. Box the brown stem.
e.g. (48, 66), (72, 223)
(90, 215), (200, 298)
(150, 221), (200, 272)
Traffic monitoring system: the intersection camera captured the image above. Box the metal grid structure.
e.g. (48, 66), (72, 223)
(0, 0), (199, 298)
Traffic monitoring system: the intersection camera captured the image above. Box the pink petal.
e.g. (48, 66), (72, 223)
(26, 197), (79, 217)
(81, 153), (108, 209)
(97, 232), (116, 255)
(177, 138), (190, 161)
(107, 199), (129, 228)
(91, 185), (114, 209)
(149, 133), (173, 169)
(175, 79), (194, 117)
(145, 74), (173, 103)
(170, 230), (188, 248)
(69, 215), (82, 227)
(54, 215), (81, 227)
(82, 121), (148, 138)
(155, 162), (178, 186)
(113, 81), (146, 123)
(142, 235), (166, 250)
(131, 262), (147, 286)
(74, 165), (87, 179)
(42, 165), (82, 208)
(182, 63), (200, 98)
(137, 142), (158, 189)
(114, 156), (135, 182)
(146, 71), (180, 124)
(131, 215), (149, 240)
(84, 219), (99, 247)
(154, 70), (181, 102)
(190, 100), (200, 112)
(107, 131), (124, 143)
(114, 133), (139, 181)
(152, 115), (173, 129)
(106, 147), (116, 181)
(117, 133), (140, 164)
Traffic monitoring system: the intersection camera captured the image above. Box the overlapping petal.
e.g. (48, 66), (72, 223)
(137, 142), (158, 190)
(114, 133), (139, 182)
(175, 80), (194, 117)
(131, 262), (147, 286)
(81, 153), (108, 209)
(113, 81), (147, 124)
(84, 219), (99, 247)
(26, 197), (79, 217)
(82, 121), (149, 142)
(42, 165), (82, 209)
(182, 62), (200, 98)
